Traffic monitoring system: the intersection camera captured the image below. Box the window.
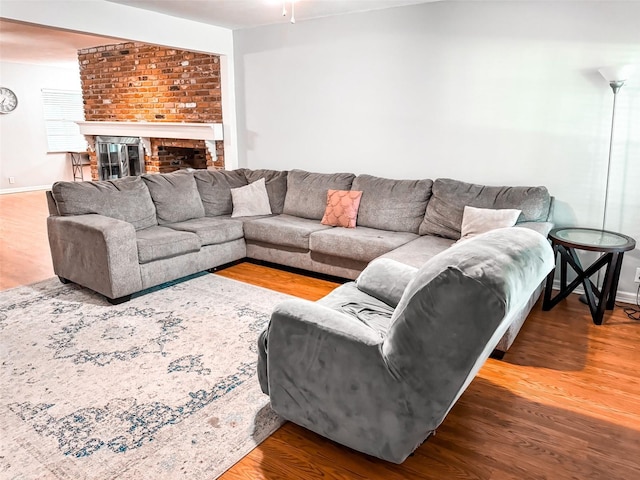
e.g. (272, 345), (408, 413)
(41, 89), (88, 152)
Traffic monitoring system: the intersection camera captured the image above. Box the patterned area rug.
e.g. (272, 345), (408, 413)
(0, 273), (288, 479)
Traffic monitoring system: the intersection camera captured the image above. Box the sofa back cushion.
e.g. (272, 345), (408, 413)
(193, 170), (248, 217)
(283, 169), (356, 220)
(352, 175), (433, 233)
(51, 176), (157, 230)
(419, 178), (551, 239)
(142, 171), (205, 225)
(238, 169), (288, 214)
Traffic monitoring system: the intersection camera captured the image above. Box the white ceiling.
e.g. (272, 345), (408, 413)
(0, 19), (124, 66)
(1, 0), (635, 66)
(106, 0), (440, 30)
(0, 0), (439, 66)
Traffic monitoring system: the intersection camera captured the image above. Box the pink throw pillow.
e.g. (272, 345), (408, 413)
(321, 190), (363, 228)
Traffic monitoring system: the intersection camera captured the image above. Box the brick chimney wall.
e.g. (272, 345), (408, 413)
(78, 42), (224, 178)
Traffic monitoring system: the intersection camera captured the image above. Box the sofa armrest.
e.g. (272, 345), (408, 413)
(263, 298), (426, 463)
(47, 214), (142, 299)
(271, 298), (384, 344)
(356, 258), (417, 307)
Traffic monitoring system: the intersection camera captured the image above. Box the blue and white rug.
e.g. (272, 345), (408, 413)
(0, 273), (288, 479)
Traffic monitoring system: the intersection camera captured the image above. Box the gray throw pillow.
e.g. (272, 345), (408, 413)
(231, 178), (273, 217)
(456, 206), (521, 243)
(238, 169), (288, 214)
(51, 176), (157, 231)
(283, 169), (356, 220)
(356, 258), (418, 308)
(142, 171), (205, 225)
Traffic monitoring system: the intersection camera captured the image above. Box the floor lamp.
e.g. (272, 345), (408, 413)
(578, 65), (635, 305)
(597, 64), (634, 232)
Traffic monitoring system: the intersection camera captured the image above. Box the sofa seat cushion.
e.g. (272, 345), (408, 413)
(164, 217), (244, 246)
(379, 235), (456, 268)
(142, 171), (205, 225)
(352, 175), (433, 233)
(283, 170), (356, 220)
(310, 227), (418, 263)
(420, 178), (551, 239)
(51, 176), (157, 230)
(316, 282), (394, 336)
(136, 226), (201, 264)
(243, 214), (332, 249)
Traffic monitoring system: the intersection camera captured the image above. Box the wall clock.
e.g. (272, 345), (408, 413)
(0, 87), (18, 114)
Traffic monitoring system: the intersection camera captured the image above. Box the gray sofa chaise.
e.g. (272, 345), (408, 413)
(257, 227), (555, 463)
(46, 168), (552, 353)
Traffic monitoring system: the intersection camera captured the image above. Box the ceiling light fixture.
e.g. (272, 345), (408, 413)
(281, 0), (297, 24)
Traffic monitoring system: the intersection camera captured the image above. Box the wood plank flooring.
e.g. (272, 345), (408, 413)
(217, 265), (640, 480)
(2, 191), (639, 479)
(215, 261), (342, 302)
(0, 190), (54, 290)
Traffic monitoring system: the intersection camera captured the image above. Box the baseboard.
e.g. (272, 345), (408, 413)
(552, 280), (639, 306)
(0, 185), (51, 195)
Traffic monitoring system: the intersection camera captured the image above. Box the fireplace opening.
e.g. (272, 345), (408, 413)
(159, 146), (208, 171)
(95, 136), (145, 180)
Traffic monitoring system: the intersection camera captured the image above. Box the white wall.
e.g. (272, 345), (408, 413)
(0, 61), (82, 191)
(1, 0), (238, 170)
(234, 1), (640, 301)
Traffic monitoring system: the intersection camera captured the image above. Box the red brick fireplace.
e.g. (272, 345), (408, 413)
(77, 42), (224, 179)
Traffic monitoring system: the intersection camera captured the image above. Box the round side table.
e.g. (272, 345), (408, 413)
(542, 227), (636, 325)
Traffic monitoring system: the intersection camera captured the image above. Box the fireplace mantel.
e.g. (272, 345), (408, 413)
(76, 121), (224, 141)
(76, 121), (224, 160)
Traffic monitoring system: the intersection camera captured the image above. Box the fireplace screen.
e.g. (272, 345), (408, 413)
(96, 136), (145, 180)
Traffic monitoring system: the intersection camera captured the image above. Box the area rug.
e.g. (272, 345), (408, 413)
(0, 273), (289, 479)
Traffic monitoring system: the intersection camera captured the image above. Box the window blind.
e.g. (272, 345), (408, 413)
(41, 89), (88, 152)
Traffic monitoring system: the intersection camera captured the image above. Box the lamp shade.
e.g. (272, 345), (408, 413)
(598, 65), (635, 83)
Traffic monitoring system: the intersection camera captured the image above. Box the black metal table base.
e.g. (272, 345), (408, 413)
(543, 244), (624, 325)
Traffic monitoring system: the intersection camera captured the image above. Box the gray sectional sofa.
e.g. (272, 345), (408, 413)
(258, 228), (555, 463)
(46, 168), (553, 354)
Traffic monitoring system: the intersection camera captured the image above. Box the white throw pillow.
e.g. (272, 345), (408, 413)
(457, 206), (521, 242)
(230, 178), (272, 217)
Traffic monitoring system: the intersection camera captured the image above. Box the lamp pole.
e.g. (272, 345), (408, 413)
(601, 80), (624, 232)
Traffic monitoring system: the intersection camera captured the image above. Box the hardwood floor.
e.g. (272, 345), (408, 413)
(2, 191), (639, 479)
(215, 261), (343, 302)
(218, 268), (640, 480)
(0, 190), (54, 290)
